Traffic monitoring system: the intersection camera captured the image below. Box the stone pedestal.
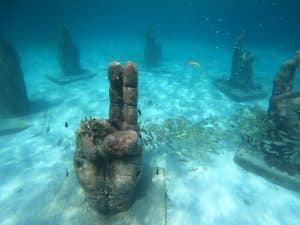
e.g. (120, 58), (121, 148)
(74, 61), (143, 214)
(45, 166), (166, 225)
(0, 38), (30, 117)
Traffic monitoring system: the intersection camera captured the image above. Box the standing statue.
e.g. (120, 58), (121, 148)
(57, 28), (82, 76)
(0, 38), (29, 117)
(46, 27), (96, 85)
(214, 35), (266, 101)
(144, 28), (162, 67)
(266, 51), (300, 173)
(229, 35), (255, 89)
(74, 61), (143, 214)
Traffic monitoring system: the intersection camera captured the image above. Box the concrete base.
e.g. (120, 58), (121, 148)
(46, 69), (96, 85)
(234, 148), (300, 192)
(0, 118), (30, 136)
(214, 78), (267, 101)
(45, 166), (167, 225)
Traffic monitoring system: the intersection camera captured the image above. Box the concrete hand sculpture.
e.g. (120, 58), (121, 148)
(267, 51), (300, 173)
(74, 61), (143, 214)
(268, 51), (300, 136)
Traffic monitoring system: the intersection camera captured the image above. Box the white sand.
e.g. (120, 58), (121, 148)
(0, 40), (299, 225)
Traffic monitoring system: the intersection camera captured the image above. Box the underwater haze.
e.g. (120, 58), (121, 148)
(0, 0), (300, 225)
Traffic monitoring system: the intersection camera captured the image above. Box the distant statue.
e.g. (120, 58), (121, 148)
(46, 27), (96, 85)
(144, 28), (162, 67)
(213, 34), (266, 101)
(57, 28), (82, 76)
(229, 34), (255, 89)
(0, 38), (30, 117)
(268, 51), (300, 136)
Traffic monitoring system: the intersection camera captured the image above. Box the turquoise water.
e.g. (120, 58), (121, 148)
(0, 1), (300, 225)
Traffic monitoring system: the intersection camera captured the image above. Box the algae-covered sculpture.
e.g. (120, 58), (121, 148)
(46, 28), (96, 85)
(144, 28), (162, 67)
(74, 61), (143, 214)
(57, 28), (82, 76)
(214, 35), (266, 101)
(234, 51), (300, 192)
(267, 51), (300, 173)
(0, 38), (30, 117)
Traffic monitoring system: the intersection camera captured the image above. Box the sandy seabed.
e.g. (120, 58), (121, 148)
(0, 40), (299, 225)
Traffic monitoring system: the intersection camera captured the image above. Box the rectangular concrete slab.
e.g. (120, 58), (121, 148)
(46, 70), (96, 85)
(0, 118), (30, 136)
(213, 78), (266, 101)
(234, 148), (300, 192)
(44, 166), (167, 225)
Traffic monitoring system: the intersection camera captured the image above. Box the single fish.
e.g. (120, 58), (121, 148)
(46, 126), (50, 133)
(64, 121), (69, 128)
(187, 60), (201, 68)
(138, 109), (142, 116)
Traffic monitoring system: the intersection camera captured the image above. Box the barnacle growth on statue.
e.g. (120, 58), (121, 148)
(214, 35), (266, 101)
(74, 62), (143, 214)
(0, 38), (30, 117)
(233, 52), (300, 191)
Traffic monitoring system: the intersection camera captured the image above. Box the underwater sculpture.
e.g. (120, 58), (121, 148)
(57, 28), (82, 76)
(144, 28), (162, 67)
(0, 38), (30, 117)
(269, 51), (300, 132)
(46, 28), (96, 85)
(74, 61), (143, 214)
(234, 51), (300, 191)
(214, 35), (266, 101)
(266, 51), (300, 172)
